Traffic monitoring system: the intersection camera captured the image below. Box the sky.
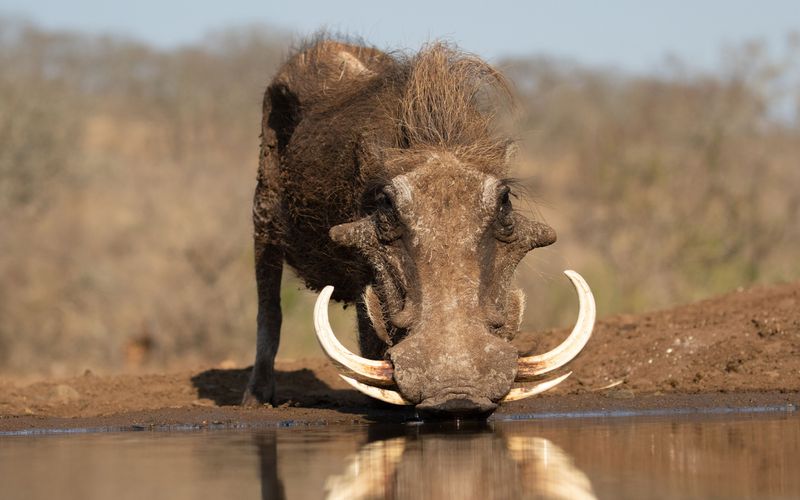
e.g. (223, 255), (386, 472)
(1, 1), (798, 72)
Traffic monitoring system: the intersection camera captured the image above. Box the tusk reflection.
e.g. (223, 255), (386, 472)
(506, 436), (597, 500)
(323, 426), (597, 500)
(324, 438), (407, 500)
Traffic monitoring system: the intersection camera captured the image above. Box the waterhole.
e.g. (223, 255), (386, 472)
(1, 413), (798, 499)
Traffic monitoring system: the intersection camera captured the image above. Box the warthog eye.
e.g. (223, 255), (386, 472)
(374, 188), (403, 243)
(494, 186), (515, 242)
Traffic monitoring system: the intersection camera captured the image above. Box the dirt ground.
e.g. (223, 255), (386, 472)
(1, 280), (798, 433)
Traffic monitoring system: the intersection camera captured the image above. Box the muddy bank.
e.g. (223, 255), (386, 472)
(1, 280), (798, 433)
(1, 389), (797, 434)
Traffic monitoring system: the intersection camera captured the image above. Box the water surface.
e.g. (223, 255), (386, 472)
(1, 413), (798, 499)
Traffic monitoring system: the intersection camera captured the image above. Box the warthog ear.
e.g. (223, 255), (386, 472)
(330, 217), (377, 249)
(517, 216), (557, 250)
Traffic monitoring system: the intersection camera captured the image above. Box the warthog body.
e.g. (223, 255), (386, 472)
(243, 38), (585, 416)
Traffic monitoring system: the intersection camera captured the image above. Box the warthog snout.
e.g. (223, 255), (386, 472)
(388, 325), (518, 416)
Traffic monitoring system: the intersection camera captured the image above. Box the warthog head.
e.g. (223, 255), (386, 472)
(315, 151), (595, 417)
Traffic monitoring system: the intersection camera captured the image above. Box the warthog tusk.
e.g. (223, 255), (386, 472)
(501, 372), (572, 402)
(516, 270), (596, 380)
(342, 372), (571, 406)
(339, 374), (412, 405)
(314, 285), (396, 386)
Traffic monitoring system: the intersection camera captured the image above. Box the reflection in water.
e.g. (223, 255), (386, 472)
(253, 433), (285, 500)
(1, 414), (798, 499)
(321, 424), (596, 500)
(505, 437), (596, 500)
(324, 437), (406, 500)
(249, 415), (800, 500)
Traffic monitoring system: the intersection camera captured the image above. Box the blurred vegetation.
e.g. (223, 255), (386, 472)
(1, 18), (798, 375)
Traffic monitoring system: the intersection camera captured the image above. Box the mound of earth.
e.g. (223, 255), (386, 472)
(1, 281), (798, 432)
(517, 279), (800, 395)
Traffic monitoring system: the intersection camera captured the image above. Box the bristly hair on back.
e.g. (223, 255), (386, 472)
(273, 35), (518, 175)
(389, 42), (516, 170)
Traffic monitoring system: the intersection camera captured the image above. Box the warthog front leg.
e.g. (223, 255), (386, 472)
(243, 242), (283, 406)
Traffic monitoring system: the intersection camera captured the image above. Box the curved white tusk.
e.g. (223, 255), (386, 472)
(516, 270), (595, 380)
(501, 372), (572, 402)
(314, 285), (396, 385)
(339, 374), (412, 405)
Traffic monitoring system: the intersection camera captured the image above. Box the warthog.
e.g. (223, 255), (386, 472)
(243, 38), (595, 417)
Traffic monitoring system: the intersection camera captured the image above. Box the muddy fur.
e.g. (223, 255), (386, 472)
(245, 37), (556, 410)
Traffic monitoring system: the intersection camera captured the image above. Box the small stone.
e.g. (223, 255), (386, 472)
(606, 388), (635, 399)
